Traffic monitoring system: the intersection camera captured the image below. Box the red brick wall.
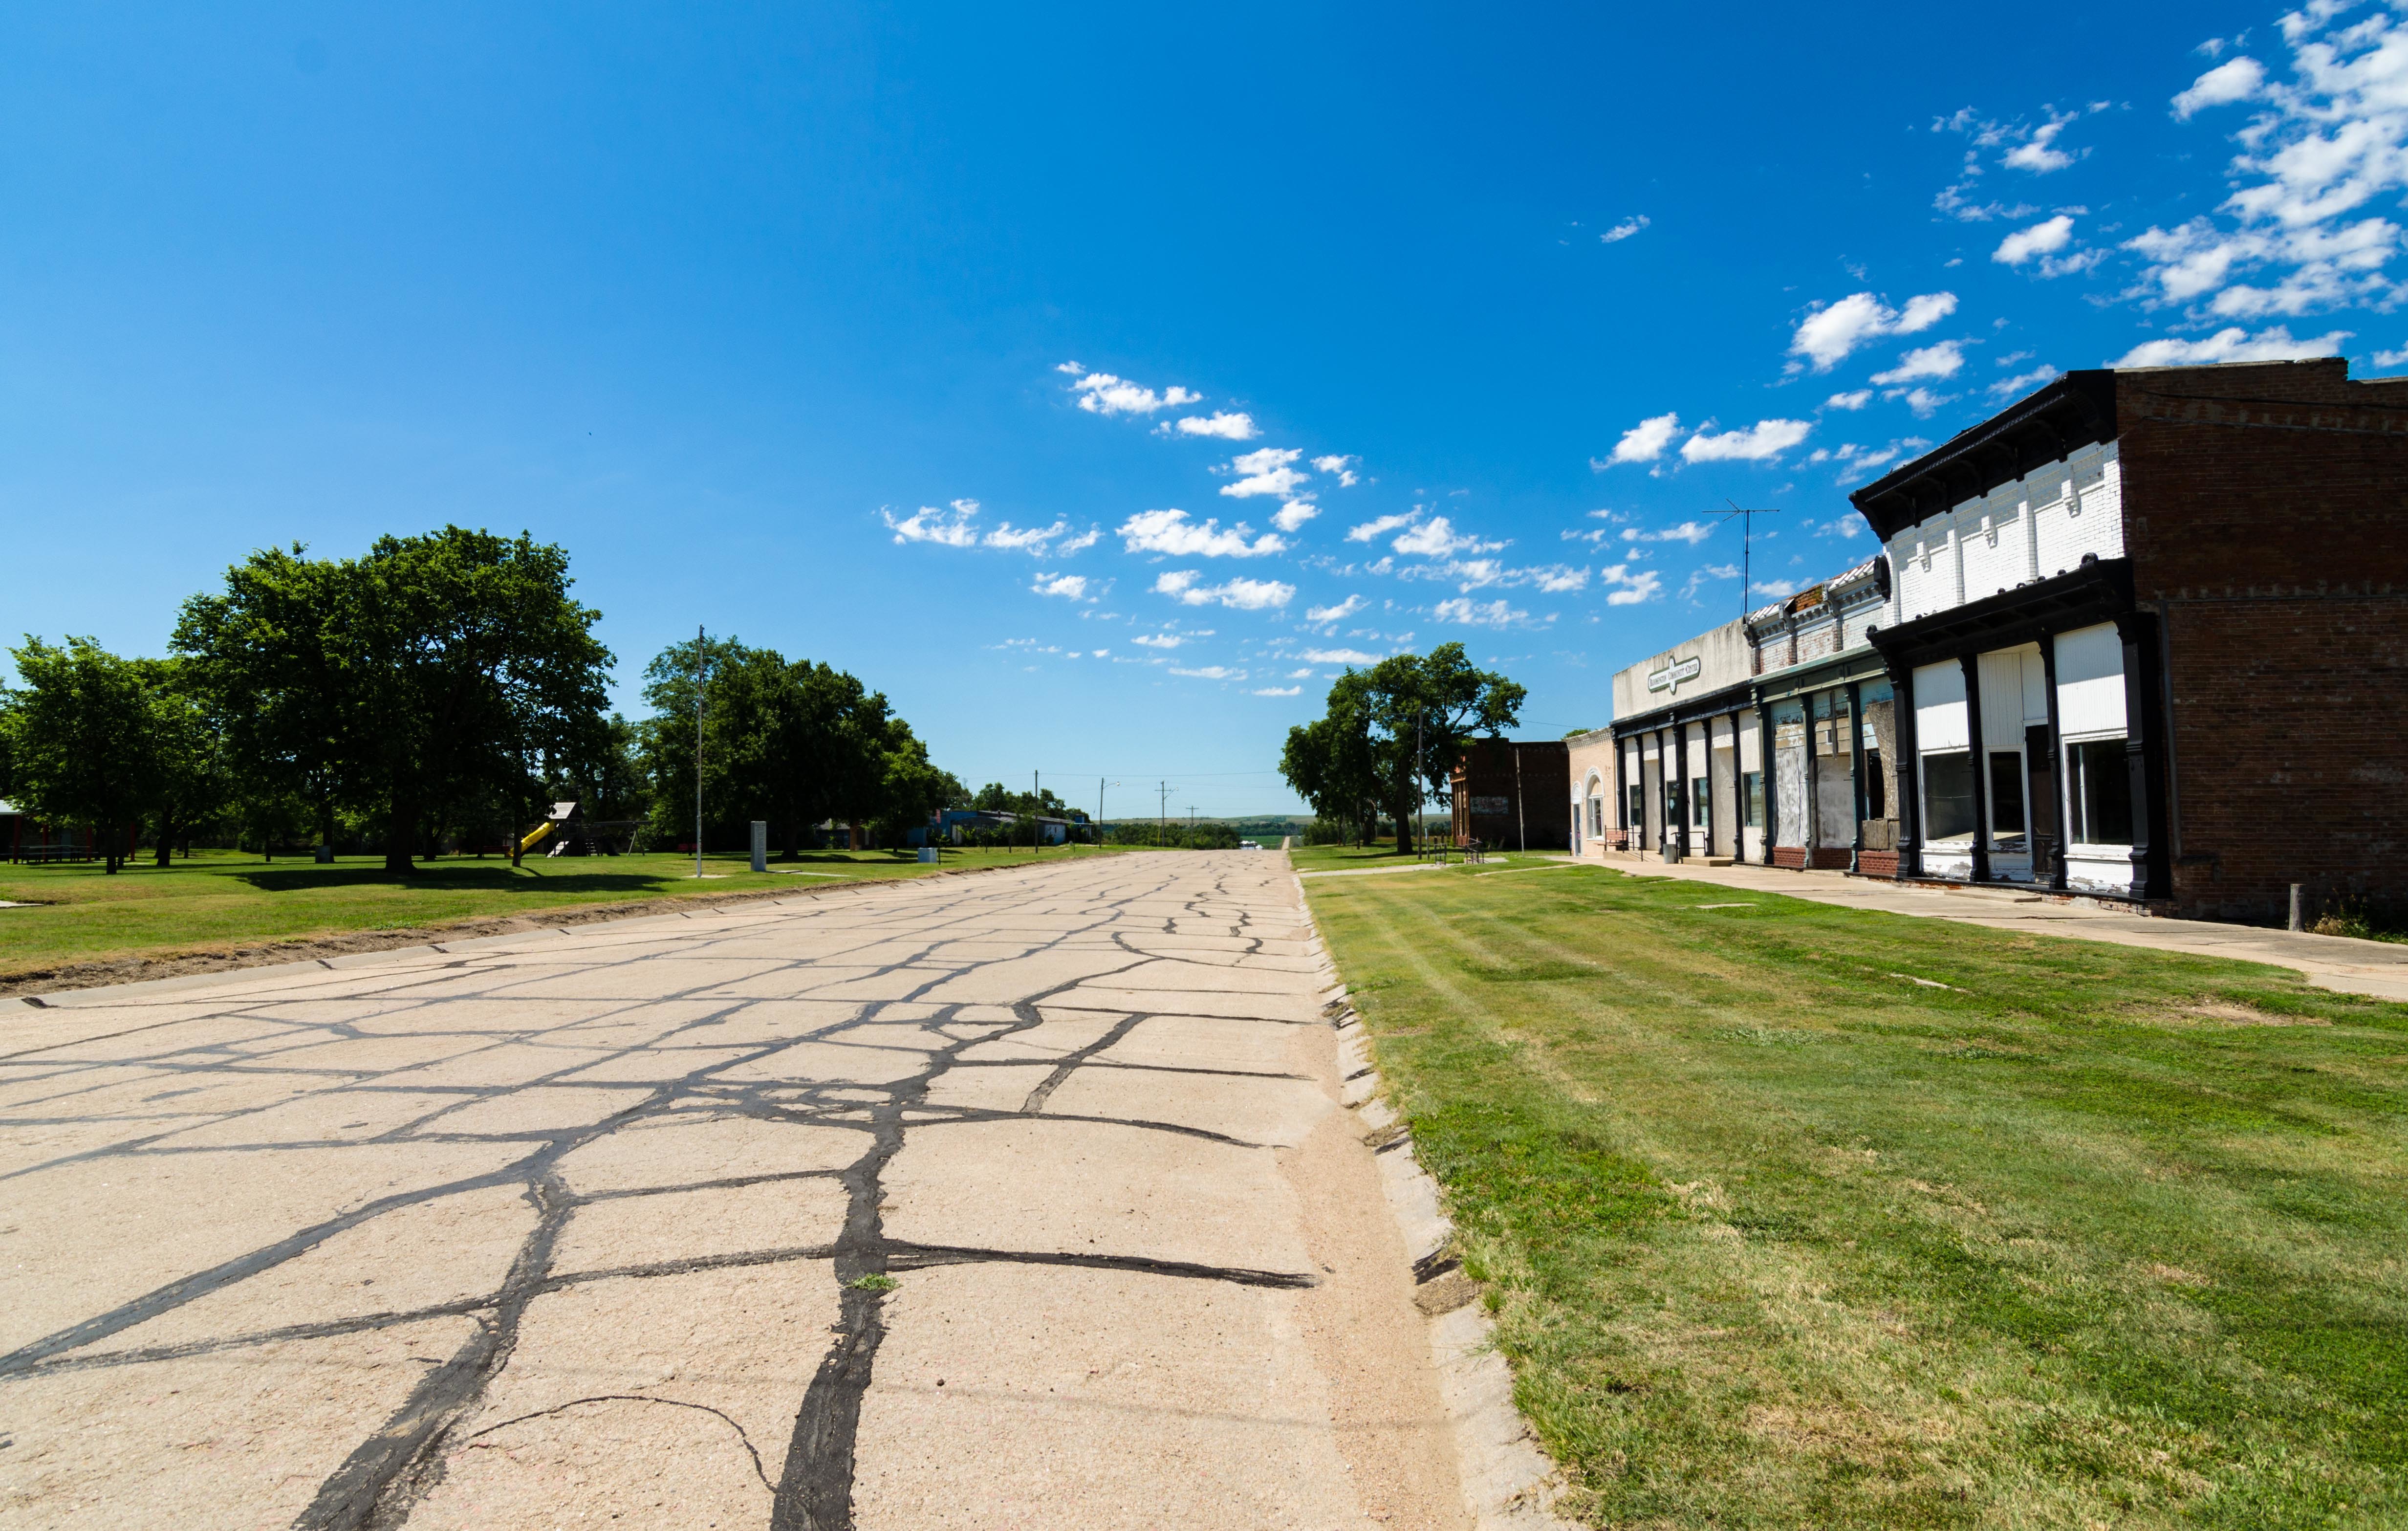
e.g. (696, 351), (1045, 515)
(1452, 739), (1573, 850)
(2117, 361), (2408, 923)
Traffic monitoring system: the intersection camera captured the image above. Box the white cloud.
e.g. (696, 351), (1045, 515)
(1220, 446), (1309, 499)
(1600, 214), (1650, 243)
(1171, 665), (1244, 680)
(1031, 572), (1092, 600)
(2174, 55), (2267, 119)
(1812, 518), (1865, 539)
(1886, 387), (1956, 417)
(2002, 117), (2079, 173)
(1994, 215), (2076, 264)
(1870, 341), (1966, 385)
(1605, 412), (1681, 464)
(1174, 411), (1258, 440)
(1057, 527), (1101, 554)
(1393, 516), (1502, 559)
(1118, 508), (1287, 558)
(1305, 595), (1366, 623)
(1346, 512), (1418, 543)
(884, 502), (981, 547)
(1310, 454), (1360, 486)
(1251, 685), (1302, 697)
(1055, 360), (1085, 374)
(1153, 570), (1296, 610)
(982, 519), (1071, 551)
(1990, 364), (2061, 398)
(1131, 632), (1188, 648)
(2377, 346), (2408, 367)
(1533, 566), (1589, 593)
(1824, 390), (1873, 411)
(1751, 579), (1800, 598)
(1435, 597), (1523, 627)
(1680, 418), (1813, 462)
(1301, 646), (1381, 664)
(1788, 292), (1956, 371)
(1602, 567), (1664, 606)
(1623, 520), (1716, 545)
(1271, 501), (1320, 533)
(1072, 372), (1201, 416)
(2126, 14), (2408, 319)
(2114, 325), (2350, 367)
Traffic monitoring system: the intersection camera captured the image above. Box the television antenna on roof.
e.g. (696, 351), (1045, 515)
(1717, 500), (1782, 625)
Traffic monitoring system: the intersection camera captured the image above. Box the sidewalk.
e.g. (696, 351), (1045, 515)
(1584, 854), (2408, 1003)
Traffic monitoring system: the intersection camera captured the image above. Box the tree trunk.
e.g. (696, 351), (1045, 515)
(781, 818), (800, 862)
(154, 812), (174, 868)
(318, 795), (336, 858)
(385, 793), (417, 874)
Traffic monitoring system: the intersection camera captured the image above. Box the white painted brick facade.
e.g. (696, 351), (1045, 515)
(1885, 440), (2125, 622)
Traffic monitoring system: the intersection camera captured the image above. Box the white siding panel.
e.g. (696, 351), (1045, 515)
(1977, 650), (2029, 751)
(1686, 729), (1709, 781)
(2055, 622), (2126, 737)
(1738, 714), (1762, 774)
(2020, 649), (2049, 723)
(1914, 661), (1967, 751)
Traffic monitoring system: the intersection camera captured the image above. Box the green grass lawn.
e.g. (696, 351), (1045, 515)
(1306, 862), (2408, 1529)
(1285, 838), (1552, 874)
(0, 845), (1086, 978)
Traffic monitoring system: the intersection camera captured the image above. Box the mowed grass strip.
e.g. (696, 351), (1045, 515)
(0, 847), (1074, 978)
(1305, 864), (2408, 1529)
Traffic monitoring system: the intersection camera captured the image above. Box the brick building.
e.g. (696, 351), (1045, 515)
(1449, 739), (1569, 851)
(1582, 358), (2408, 924)
(1854, 357), (2407, 921)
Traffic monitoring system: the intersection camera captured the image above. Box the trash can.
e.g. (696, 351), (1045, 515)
(749, 821), (768, 874)
(917, 847), (939, 863)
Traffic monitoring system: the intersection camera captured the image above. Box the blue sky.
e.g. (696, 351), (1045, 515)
(8, 1), (2400, 816)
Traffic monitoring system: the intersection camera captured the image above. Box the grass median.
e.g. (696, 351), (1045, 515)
(0, 845), (1091, 984)
(1305, 860), (2408, 1529)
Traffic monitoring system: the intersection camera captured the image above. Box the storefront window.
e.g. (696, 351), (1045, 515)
(1923, 752), (1975, 840)
(1626, 784), (1643, 831)
(2069, 738), (2133, 844)
(1692, 778), (1710, 827)
(1744, 770), (1763, 826)
(1863, 751), (1885, 818)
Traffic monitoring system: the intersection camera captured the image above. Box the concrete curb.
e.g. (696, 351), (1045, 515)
(1293, 875), (1581, 1531)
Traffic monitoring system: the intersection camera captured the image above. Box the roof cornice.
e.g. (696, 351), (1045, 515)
(1848, 371), (2118, 542)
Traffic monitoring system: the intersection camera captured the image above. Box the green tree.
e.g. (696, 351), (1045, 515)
(172, 545), (356, 852)
(2, 637), (162, 873)
(136, 657), (230, 866)
(1279, 643), (1523, 852)
(175, 528), (612, 873)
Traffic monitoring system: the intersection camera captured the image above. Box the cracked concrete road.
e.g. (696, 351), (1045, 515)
(0, 853), (1469, 1531)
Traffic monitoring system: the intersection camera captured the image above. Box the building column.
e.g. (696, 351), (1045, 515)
(1959, 653), (1991, 885)
(2040, 632), (2069, 892)
(1846, 679), (1866, 875)
(2117, 612), (2171, 902)
(1611, 730), (1626, 855)
(1756, 699), (1778, 865)
(1727, 710), (1743, 859)
(1891, 661), (1920, 880)
(1671, 720), (1690, 861)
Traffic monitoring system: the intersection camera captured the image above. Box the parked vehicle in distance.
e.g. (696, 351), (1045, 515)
(1239, 840), (1261, 850)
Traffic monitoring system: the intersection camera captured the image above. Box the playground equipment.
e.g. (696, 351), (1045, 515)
(516, 801), (645, 858)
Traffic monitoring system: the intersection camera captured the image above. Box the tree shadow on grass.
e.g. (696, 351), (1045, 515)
(233, 867), (670, 895)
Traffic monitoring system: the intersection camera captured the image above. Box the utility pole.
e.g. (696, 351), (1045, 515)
(1159, 780), (1168, 842)
(1097, 777), (1105, 852)
(1719, 500), (1783, 624)
(1033, 769), (1041, 856)
(693, 624), (705, 880)
(1415, 709), (1425, 858)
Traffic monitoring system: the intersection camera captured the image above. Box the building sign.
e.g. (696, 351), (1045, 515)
(1469, 795), (1511, 816)
(1646, 656), (1704, 694)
